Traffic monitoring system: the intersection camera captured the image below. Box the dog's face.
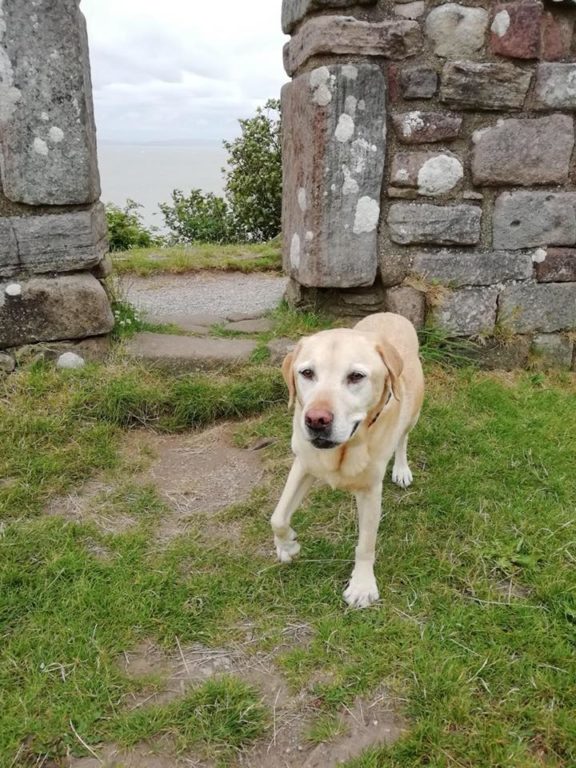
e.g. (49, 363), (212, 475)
(282, 329), (403, 450)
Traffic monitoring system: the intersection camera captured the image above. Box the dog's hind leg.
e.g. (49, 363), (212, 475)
(271, 458), (314, 563)
(392, 410), (421, 489)
(392, 430), (413, 489)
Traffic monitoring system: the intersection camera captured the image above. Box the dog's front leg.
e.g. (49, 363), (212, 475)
(344, 484), (383, 608)
(271, 458), (314, 563)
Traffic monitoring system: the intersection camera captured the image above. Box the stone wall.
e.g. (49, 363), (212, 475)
(281, 0), (576, 369)
(0, 0), (113, 368)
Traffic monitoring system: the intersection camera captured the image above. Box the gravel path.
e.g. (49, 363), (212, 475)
(121, 272), (289, 318)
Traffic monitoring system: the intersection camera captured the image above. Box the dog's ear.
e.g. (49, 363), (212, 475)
(281, 347), (298, 409)
(376, 342), (403, 401)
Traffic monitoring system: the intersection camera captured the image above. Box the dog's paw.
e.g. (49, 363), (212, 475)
(275, 528), (300, 563)
(392, 463), (413, 489)
(343, 577), (380, 609)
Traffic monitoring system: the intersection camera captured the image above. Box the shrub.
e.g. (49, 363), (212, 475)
(160, 99), (282, 244)
(159, 189), (237, 245)
(224, 98), (282, 242)
(105, 199), (160, 251)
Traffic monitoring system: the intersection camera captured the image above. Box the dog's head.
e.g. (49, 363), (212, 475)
(282, 328), (403, 450)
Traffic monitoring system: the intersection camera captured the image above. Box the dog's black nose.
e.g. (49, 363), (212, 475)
(305, 409), (334, 432)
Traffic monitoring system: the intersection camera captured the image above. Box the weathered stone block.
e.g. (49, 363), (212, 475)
(392, 111), (462, 143)
(536, 248), (576, 282)
(284, 16), (423, 76)
(440, 61), (532, 110)
(281, 0), (377, 35)
(125, 333), (258, 372)
(412, 250), (533, 287)
(384, 285), (426, 328)
(471, 114), (574, 186)
(0, 274), (114, 348)
(282, 65), (386, 288)
(493, 192), (576, 250)
(0, 352), (15, 373)
(390, 151), (463, 196)
(432, 286), (499, 336)
(464, 336), (531, 371)
(425, 4), (489, 58)
(0, 205), (108, 278)
(499, 283), (576, 332)
(388, 204), (482, 246)
(490, 2), (542, 59)
(531, 333), (574, 368)
(535, 64), (576, 109)
(0, 0), (100, 205)
(540, 13), (574, 60)
(394, 2), (426, 20)
(379, 249), (411, 287)
(399, 66), (438, 99)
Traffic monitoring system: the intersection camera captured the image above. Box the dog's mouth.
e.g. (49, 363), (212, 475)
(311, 436), (339, 450)
(310, 421), (361, 450)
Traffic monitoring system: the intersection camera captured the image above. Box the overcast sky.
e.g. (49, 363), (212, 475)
(81, 0), (288, 144)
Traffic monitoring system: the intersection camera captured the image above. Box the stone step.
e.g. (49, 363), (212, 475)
(125, 332), (258, 371)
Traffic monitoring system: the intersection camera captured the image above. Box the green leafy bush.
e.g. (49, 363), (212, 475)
(224, 98), (282, 242)
(105, 199), (160, 251)
(159, 189), (237, 244)
(160, 100), (281, 244)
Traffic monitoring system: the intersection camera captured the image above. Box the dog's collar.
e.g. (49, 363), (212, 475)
(368, 390), (393, 428)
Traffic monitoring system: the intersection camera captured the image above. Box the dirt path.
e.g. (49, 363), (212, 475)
(121, 272), (289, 318)
(46, 421), (406, 768)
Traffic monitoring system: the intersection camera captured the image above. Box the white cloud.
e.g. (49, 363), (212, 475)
(81, 0), (287, 143)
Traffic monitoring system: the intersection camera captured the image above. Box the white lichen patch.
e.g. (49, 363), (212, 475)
(5, 283), (22, 297)
(310, 66), (334, 106)
(290, 233), (301, 269)
(351, 138), (370, 174)
(353, 197), (380, 235)
(342, 64), (358, 81)
(297, 187), (307, 212)
(417, 155), (463, 196)
(401, 112), (425, 137)
(33, 137), (49, 156)
(342, 165), (359, 195)
(40, 111), (49, 121)
(357, 100), (366, 112)
(305, 231), (314, 242)
(345, 95), (357, 118)
(48, 126), (64, 143)
(532, 248), (547, 264)
(335, 114), (355, 143)
(491, 10), (510, 37)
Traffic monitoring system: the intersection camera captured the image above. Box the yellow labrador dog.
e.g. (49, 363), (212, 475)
(271, 312), (424, 608)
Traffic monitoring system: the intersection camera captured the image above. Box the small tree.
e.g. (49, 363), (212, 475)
(224, 99), (282, 242)
(159, 100), (282, 245)
(159, 189), (237, 244)
(105, 200), (159, 251)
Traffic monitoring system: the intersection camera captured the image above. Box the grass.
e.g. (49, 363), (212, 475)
(111, 240), (282, 277)
(1, 354), (575, 766)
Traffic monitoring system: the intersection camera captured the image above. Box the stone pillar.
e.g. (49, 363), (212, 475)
(0, 0), (113, 355)
(281, 0), (576, 369)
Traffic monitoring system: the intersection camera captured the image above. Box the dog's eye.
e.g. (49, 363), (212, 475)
(300, 368), (315, 380)
(347, 371), (366, 385)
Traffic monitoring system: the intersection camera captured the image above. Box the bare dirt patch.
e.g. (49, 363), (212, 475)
(45, 422), (266, 543)
(70, 631), (405, 768)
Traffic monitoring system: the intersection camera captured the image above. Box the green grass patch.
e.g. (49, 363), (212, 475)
(112, 676), (268, 760)
(0, 361), (285, 520)
(1, 364), (575, 766)
(111, 241), (282, 277)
